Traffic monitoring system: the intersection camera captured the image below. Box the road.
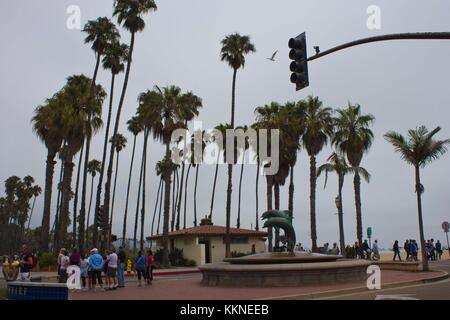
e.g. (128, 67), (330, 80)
(322, 259), (450, 300)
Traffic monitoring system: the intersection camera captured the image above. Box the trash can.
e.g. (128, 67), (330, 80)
(7, 281), (68, 300)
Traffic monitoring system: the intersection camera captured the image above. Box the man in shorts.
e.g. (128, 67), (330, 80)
(106, 248), (118, 290)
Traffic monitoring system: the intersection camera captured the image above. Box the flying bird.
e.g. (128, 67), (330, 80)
(267, 50), (278, 61)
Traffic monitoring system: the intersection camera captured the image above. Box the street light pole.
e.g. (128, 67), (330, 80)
(307, 32), (450, 62)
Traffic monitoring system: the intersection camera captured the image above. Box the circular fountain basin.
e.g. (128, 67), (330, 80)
(200, 253), (371, 287)
(224, 252), (343, 264)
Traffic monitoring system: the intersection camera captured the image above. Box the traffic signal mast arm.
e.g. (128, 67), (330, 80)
(307, 32), (450, 62)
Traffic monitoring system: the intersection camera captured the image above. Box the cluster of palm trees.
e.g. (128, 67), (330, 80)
(27, 0), (449, 272)
(32, 0), (158, 253)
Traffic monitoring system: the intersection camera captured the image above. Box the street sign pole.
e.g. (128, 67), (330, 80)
(442, 222), (450, 259)
(446, 232), (450, 259)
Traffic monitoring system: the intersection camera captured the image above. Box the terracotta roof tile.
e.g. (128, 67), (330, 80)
(147, 225), (267, 240)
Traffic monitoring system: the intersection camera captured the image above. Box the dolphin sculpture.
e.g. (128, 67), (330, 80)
(262, 210), (296, 254)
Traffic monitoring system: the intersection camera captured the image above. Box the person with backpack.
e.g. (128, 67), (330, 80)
(88, 248), (105, 292)
(134, 251), (147, 287)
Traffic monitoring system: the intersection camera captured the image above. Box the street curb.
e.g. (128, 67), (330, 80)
(262, 271), (449, 300)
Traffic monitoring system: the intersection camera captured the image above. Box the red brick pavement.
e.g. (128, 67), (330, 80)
(70, 270), (445, 300)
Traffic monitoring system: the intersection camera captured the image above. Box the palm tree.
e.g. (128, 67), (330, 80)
(385, 126), (450, 271)
(192, 130), (206, 227)
(207, 127), (225, 221)
(236, 125), (250, 229)
(108, 133), (127, 243)
(333, 103), (375, 245)
(101, 0), (158, 248)
(133, 127), (147, 252)
(301, 96), (334, 252)
(72, 141), (84, 247)
(32, 97), (65, 251)
(93, 40), (129, 248)
(26, 186), (42, 231)
(82, 17), (120, 249)
(56, 75), (105, 250)
(85, 159), (101, 246)
(151, 168), (163, 240)
(139, 85), (201, 266)
(220, 33), (255, 258)
(122, 116), (143, 245)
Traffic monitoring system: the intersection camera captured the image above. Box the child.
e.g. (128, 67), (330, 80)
(80, 254), (89, 291)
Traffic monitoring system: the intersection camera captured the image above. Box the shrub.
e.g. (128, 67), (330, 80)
(154, 248), (197, 267)
(231, 251), (248, 258)
(39, 252), (57, 269)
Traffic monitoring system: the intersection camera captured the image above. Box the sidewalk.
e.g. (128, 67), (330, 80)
(70, 269), (448, 300)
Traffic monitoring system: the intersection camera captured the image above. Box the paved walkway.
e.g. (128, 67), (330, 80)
(70, 269), (446, 300)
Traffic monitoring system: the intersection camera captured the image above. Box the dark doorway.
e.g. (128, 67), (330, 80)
(199, 240), (211, 264)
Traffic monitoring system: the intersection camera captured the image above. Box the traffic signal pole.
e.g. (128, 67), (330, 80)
(307, 32), (450, 62)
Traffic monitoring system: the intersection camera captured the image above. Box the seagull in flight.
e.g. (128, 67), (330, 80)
(267, 50), (278, 61)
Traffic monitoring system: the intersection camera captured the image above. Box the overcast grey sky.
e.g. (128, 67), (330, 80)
(1, 0), (450, 250)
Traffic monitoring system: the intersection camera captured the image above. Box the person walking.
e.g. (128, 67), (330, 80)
(430, 239), (436, 261)
(404, 240), (410, 261)
(372, 240), (380, 261)
(117, 246), (126, 288)
(107, 248), (118, 290)
(58, 249), (69, 283)
(393, 240), (402, 261)
(88, 248), (104, 292)
(134, 251), (147, 287)
(146, 250), (154, 285)
(436, 240), (443, 260)
(410, 240), (418, 261)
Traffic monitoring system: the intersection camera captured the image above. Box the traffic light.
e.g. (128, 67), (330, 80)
(289, 32), (309, 91)
(96, 205), (105, 229)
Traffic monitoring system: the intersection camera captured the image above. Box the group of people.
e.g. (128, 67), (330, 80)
(1, 245), (35, 281)
(352, 240), (380, 260)
(58, 247), (154, 291)
(393, 239), (445, 261)
(56, 246), (154, 291)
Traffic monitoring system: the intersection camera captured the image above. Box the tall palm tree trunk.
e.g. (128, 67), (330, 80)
(171, 169), (178, 231)
(193, 165), (199, 226)
(225, 164), (233, 258)
(122, 134), (137, 246)
(40, 150), (57, 252)
(162, 144), (172, 267)
(133, 133), (146, 252)
(274, 182), (280, 247)
(183, 164), (192, 229)
(109, 151), (121, 242)
(86, 175), (95, 246)
(93, 73), (116, 248)
(72, 142), (84, 248)
(237, 161), (244, 228)
(151, 178), (162, 238)
(139, 130), (149, 252)
(27, 196), (37, 231)
(309, 155), (318, 252)
(209, 154), (220, 220)
(157, 180), (164, 234)
(102, 31), (136, 250)
(353, 171), (363, 245)
(255, 161), (259, 231)
(176, 162), (186, 230)
(415, 165), (429, 271)
(56, 159), (75, 251)
(52, 161), (64, 252)
(337, 175), (346, 256)
(266, 175), (273, 252)
(288, 165), (294, 216)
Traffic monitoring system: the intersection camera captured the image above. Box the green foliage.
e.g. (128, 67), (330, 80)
(154, 248), (197, 267)
(231, 251), (248, 258)
(39, 252), (57, 269)
(0, 288), (6, 300)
